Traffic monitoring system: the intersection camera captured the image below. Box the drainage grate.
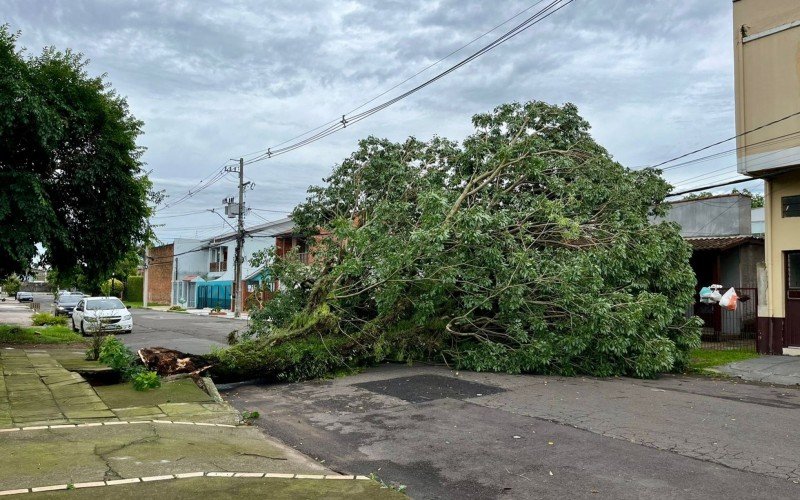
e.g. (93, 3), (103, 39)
(354, 374), (505, 403)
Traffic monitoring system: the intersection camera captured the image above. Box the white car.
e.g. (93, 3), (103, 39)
(71, 297), (133, 335)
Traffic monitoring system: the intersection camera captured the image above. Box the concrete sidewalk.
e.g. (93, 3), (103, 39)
(717, 355), (800, 385)
(0, 348), (398, 498)
(0, 300), (34, 326)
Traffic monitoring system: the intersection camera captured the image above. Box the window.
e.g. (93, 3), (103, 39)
(211, 246), (228, 263)
(210, 246), (228, 272)
(782, 195), (800, 217)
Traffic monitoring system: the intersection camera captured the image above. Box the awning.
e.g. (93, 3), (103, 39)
(684, 235), (764, 251)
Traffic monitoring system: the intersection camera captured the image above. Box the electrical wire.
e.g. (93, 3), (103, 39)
(240, 0), (575, 165)
(653, 110), (800, 170)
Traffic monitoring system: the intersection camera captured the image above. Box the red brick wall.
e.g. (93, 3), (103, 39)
(147, 244), (174, 305)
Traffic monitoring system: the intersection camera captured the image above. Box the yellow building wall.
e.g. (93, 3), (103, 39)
(765, 170), (800, 317)
(733, 0), (800, 174)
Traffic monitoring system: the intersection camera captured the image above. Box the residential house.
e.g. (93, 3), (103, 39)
(661, 194), (764, 344)
(146, 217), (294, 310)
(733, 0), (800, 354)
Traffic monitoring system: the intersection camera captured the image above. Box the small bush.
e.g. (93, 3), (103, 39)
(132, 370), (161, 391)
(168, 305), (186, 312)
(98, 335), (148, 380)
(32, 312), (68, 326)
(101, 278), (124, 297)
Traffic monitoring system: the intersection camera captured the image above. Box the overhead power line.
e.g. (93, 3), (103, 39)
(653, 109), (800, 170)
(240, 0), (575, 165)
(666, 178), (761, 198)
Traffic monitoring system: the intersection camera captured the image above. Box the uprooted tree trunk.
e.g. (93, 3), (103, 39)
(212, 101), (700, 382)
(138, 347), (213, 377)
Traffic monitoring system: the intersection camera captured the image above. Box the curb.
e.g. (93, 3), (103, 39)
(0, 420), (239, 433)
(0, 472), (371, 496)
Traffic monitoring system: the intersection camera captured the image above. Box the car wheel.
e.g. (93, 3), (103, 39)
(80, 321), (87, 336)
(71, 318), (77, 332)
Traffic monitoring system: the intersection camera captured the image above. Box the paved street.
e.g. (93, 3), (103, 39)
(223, 364), (800, 499)
(124, 309), (239, 354)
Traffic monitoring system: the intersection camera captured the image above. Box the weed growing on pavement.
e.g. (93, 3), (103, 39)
(132, 370), (161, 391)
(369, 473), (407, 493)
(99, 335), (162, 391)
(241, 410), (260, 424)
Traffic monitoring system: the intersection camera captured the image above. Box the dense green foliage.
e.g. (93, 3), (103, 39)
(99, 335), (160, 390)
(131, 370), (161, 391)
(1, 275), (21, 296)
(125, 275), (144, 302)
(214, 101), (700, 381)
(31, 312), (67, 326)
(0, 27), (151, 282)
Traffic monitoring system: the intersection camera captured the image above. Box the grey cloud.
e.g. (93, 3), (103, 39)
(1, 0), (749, 240)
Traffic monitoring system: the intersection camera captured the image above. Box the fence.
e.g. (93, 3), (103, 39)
(698, 286), (757, 351)
(197, 282), (232, 310)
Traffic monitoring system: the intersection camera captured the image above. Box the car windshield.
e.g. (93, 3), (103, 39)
(86, 298), (125, 310)
(58, 295), (81, 305)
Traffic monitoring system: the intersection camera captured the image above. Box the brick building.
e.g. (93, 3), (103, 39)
(146, 243), (174, 305)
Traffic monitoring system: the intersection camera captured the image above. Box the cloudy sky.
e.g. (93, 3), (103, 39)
(2, 0), (755, 241)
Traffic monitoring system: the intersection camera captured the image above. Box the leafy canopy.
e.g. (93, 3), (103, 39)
(217, 101), (700, 381)
(0, 26), (150, 283)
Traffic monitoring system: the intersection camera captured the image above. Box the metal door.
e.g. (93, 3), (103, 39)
(785, 251), (800, 347)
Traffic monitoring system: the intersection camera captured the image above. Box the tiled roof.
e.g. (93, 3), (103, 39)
(684, 235), (764, 251)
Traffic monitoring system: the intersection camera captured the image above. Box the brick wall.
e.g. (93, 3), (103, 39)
(147, 244), (174, 305)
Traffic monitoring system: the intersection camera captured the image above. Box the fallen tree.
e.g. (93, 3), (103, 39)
(212, 101), (700, 382)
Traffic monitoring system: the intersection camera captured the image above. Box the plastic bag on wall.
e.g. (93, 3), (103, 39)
(719, 287), (738, 311)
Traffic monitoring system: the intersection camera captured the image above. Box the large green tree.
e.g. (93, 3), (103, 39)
(0, 27), (150, 283)
(216, 101), (700, 381)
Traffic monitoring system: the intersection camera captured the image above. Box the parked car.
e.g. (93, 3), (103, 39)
(71, 297), (132, 335)
(15, 291), (33, 302)
(54, 293), (82, 316)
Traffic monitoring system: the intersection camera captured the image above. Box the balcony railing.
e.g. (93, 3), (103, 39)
(210, 261), (227, 272)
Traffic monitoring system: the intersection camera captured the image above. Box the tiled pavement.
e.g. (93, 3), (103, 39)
(0, 349), (237, 428)
(0, 349), (115, 427)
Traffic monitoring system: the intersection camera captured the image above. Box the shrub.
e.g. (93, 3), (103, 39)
(125, 276), (143, 302)
(132, 370), (161, 391)
(98, 335), (154, 384)
(101, 278), (124, 298)
(32, 312), (67, 326)
(168, 305), (186, 312)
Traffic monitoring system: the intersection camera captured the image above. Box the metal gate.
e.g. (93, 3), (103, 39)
(698, 286), (757, 351)
(197, 282), (231, 309)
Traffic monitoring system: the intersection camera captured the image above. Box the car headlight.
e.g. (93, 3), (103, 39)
(85, 316), (98, 322)
(122, 314), (131, 321)
(57, 306), (65, 310)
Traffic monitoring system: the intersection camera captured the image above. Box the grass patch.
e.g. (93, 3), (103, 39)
(0, 325), (84, 344)
(689, 348), (759, 373)
(123, 301), (168, 309)
(93, 378), (213, 408)
(31, 312), (68, 326)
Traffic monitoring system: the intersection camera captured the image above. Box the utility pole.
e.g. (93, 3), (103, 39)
(142, 220), (151, 308)
(225, 158), (246, 318)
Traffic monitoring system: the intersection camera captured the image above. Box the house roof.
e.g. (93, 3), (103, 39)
(684, 235), (764, 251)
(202, 217), (294, 246)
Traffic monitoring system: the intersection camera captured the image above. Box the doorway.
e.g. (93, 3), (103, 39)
(786, 251), (800, 347)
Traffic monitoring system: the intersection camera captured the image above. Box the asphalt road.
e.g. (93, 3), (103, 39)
(222, 364), (800, 499)
(124, 309), (240, 354)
